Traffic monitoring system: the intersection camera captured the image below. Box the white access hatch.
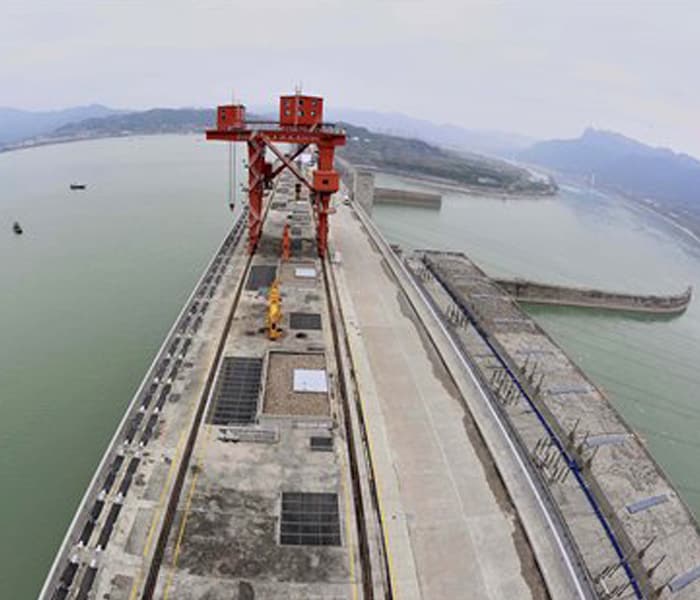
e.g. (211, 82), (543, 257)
(295, 267), (317, 279)
(293, 369), (328, 393)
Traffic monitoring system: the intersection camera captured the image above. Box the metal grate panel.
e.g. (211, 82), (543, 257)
(280, 492), (341, 546)
(289, 312), (322, 331)
(210, 357), (262, 425)
(246, 265), (277, 291)
(310, 436), (333, 452)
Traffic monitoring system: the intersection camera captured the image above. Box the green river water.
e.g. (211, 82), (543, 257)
(1, 135), (699, 598)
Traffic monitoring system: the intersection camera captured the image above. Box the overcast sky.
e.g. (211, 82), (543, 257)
(2, 1), (699, 156)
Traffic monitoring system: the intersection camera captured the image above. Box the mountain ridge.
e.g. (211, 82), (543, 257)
(246, 104), (535, 157)
(6, 107), (554, 194)
(520, 128), (700, 231)
(0, 104), (125, 145)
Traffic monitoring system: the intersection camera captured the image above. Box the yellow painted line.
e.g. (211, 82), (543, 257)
(339, 449), (359, 600)
(162, 464), (201, 599)
(162, 424), (214, 599)
(330, 251), (401, 598)
(160, 184), (281, 599)
(340, 280), (401, 598)
(127, 397), (201, 600)
(355, 368), (400, 598)
(161, 181), (285, 598)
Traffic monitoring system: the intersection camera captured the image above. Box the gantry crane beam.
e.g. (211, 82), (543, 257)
(261, 136), (315, 192)
(206, 94), (346, 256)
(269, 144), (309, 180)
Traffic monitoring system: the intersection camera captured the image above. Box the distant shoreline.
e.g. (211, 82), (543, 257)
(0, 131), (200, 156)
(4, 133), (698, 249)
(619, 192), (700, 247)
(381, 166), (700, 250)
(560, 178), (700, 249)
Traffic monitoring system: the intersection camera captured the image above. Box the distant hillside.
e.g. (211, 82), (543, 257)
(0, 104), (123, 146)
(520, 129), (700, 220)
(340, 122), (555, 194)
(50, 108), (217, 138)
(332, 108), (534, 157)
(7, 107), (554, 195)
(249, 104), (535, 157)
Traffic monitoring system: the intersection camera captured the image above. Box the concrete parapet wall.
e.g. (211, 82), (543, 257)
(497, 278), (692, 315)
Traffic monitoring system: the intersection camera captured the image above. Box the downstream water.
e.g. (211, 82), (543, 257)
(373, 173), (700, 518)
(1, 137), (699, 598)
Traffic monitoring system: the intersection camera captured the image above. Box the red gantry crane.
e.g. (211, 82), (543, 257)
(206, 92), (346, 257)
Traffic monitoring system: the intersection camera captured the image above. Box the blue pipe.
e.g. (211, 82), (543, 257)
(424, 258), (643, 599)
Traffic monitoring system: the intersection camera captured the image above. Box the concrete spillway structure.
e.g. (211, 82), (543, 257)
(410, 249), (700, 599)
(39, 166), (700, 599)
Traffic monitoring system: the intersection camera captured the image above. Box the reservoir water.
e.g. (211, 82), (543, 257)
(1, 135), (699, 597)
(0, 136), (236, 598)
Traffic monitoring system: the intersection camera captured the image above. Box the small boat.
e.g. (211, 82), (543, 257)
(70, 183), (87, 190)
(13, 221), (23, 235)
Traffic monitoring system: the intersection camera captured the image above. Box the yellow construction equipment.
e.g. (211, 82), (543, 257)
(267, 279), (283, 340)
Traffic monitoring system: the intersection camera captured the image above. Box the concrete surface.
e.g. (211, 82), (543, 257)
(331, 204), (547, 600)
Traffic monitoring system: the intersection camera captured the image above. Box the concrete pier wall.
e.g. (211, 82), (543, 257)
(353, 169), (375, 216)
(373, 187), (442, 209)
(496, 278), (692, 315)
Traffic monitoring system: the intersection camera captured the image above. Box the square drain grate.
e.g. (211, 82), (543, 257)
(246, 265), (277, 291)
(210, 357), (263, 425)
(289, 312), (322, 331)
(280, 492), (341, 546)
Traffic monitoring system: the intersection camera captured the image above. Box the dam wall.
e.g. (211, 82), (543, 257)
(337, 157), (442, 212)
(496, 278), (692, 315)
(336, 157), (375, 215)
(354, 168), (375, 215)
